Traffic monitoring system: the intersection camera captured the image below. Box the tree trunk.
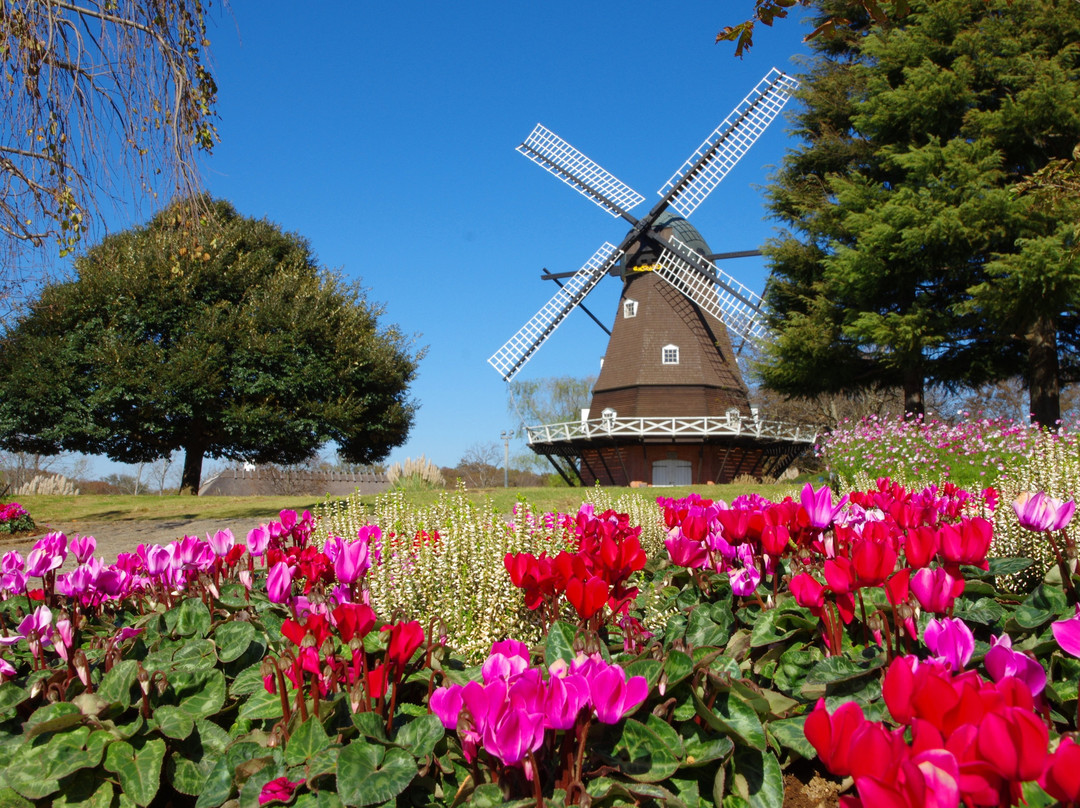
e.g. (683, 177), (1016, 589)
(1028, 312), (1061, 428)
(903, 368), (925, 419)
(179, 445), (205, 495)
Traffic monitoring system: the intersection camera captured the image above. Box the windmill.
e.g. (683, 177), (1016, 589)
(489, 68), (818, 486)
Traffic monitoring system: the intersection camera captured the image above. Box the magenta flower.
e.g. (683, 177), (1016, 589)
(206, 529), (234, 557)
(664, 536), (708, 568)
(923, 617), (974, 670)
(544, 672), (590, 730)
(69, 535), (96, 565)
(1013, 492), (1076, 532)
(17, 605), (52, 645)
(587, 663), (648, 724)
(910, 566), (964, 615)
(258, 776), (302, 805)
(984, 634), (1046, 698)
(430, 683), (464, 730)
(1052, 605), (1080, 658)
(266, 561), (293, 603)
(0, 656), (13, 677)
(333, 538), (371, 584)
(246, 525), (270, 556)
(25, 545), (64, 578)
(143, 544), (174, 577)
(800, 483), (848, 530)
(728, 564), (761, 597)
(482, 702), (545, 766)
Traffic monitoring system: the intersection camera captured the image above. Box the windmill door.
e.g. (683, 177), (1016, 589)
(652, 459), (692, 486)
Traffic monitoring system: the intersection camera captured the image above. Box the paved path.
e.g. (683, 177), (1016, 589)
(0, 517), (274, 565)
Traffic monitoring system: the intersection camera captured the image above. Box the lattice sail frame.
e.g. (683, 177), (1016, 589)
(660, 68), (799, 218)
(488, 243), (623, 381)
(517, 125), (645, 218)
(653, 236), (768, 348)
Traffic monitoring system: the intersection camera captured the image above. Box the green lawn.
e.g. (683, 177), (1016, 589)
(17, 481), (801, 525)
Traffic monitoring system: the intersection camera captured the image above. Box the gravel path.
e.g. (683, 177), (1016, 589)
(0, 517), (275, 566)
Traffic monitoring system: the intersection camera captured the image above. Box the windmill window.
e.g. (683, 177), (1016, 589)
(623, 299), (638, 318)
(662, 345), (680, 365)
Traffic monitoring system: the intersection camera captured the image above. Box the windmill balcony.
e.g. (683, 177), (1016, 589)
(524, 414), (818, 487)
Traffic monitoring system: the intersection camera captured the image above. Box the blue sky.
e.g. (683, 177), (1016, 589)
(87, 1), (816, 479)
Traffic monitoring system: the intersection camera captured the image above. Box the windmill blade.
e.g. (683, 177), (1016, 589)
(517, 124), (645, 220)
(652, 237), (768, 352)
(488, 243), (623, 381)
(659, 68), (798, 219)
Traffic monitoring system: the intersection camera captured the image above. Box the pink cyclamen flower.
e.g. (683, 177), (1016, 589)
(258, 776), (302, 805)
(1052, 605), (1080, 658)
(984, 634), (1046, 698)
(266, 561), (293, 603)
(17, 605), (52, 644)
(1013, 492), (1076, 532)
(588, 663), (648, 724)
(800, 483), (849, 530)
(68, 535), (96, 565)
(246, 525), (270, 556)
(333, 538), (371, 584)
(481, 701), (545, 766)
(206, 529), (234, 557)
(910, 566), (964, 615)
(0, 656), (13, 677)
(923, 617), (974, 671)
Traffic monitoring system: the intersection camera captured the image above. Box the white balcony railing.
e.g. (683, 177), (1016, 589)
(525, 415), (818, 446)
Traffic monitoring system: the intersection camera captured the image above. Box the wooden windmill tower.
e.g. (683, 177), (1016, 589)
(489, 69), (817, 486)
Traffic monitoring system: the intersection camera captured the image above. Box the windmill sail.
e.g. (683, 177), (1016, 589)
(488, 243), (623, 381)
(652, 237), (767, 352)
(517, 125), (645, 220)
(659, 68), (798, 218)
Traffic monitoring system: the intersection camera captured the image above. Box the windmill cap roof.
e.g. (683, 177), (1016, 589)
(644, 211), (713, 257)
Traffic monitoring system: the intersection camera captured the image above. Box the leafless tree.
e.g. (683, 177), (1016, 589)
(0, 0), (221, 311)
(457, 442), (502, 489)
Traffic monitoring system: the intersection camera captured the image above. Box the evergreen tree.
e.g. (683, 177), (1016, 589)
(758, 0), (1080, 424)
(0, 198), (423, 493)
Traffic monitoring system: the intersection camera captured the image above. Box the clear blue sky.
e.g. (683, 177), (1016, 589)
(89, 1), (816, 479)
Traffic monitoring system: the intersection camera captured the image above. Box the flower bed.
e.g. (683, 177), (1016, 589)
(0, 481), (1077, 807)
(0, 501), (34, 535)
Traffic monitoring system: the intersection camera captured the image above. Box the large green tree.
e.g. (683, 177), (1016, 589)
(759, 0), (1080, 425)
(0, 198), (423, 493)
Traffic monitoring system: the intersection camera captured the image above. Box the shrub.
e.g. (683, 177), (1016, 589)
(386, 454), (444, 490)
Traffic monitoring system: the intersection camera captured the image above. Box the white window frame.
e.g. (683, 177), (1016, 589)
(662, 344), (679, 365)
(623, 299), (638, 318)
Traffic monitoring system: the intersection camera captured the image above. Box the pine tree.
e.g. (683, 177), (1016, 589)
(758, 0), (1080, 424)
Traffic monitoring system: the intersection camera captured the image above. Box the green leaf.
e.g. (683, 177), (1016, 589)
(152, 705), (195, 740)
(170, 669), (226, 718)
(612, 718), (682, 783)
(104, 738), (167, 807)
(623, 659), (662, 691)
(686, 607), (730, 649)
(0, 788), (33, 808)
(545, 620), (577, 667)
(24, 702), (83, 738)
(681, 724), (734, 767)
(173, 597), (212, 638)
(336, 740), (417, 807)
(194, 740), (262, 808)
(392, 714), (443, 759)
(286, 716), (332, 766)
(663, 649), (694, 689)
(51, 771), (116, 808)
(730, 748), (784, 808)
(213, 620), (255, 663)
(1014, 584), (1068, 630)
(238, 687), (283, 721)
(988, 557), (1034, 577)
(768, 716), (816, 758)
(693, 690), (766, 751)
(97, 660), (139, 707)
(803, 651), (886, 689)
(954, 596), (1004, 626)
(351, 710), (388, 741)
(171, 639), (218, 668)
(0, 683), (28, 717)
(42, 727), (110, 780)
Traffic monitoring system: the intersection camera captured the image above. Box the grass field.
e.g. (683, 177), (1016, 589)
(15, 481), (803, 526)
